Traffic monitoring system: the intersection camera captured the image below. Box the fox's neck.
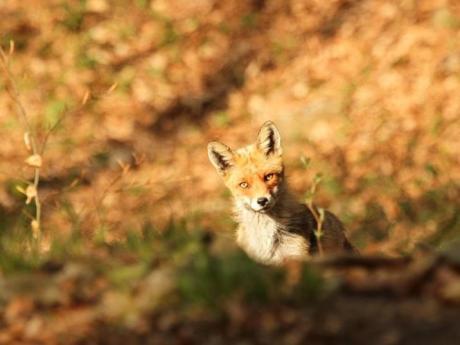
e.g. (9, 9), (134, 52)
(233, 184), (310, 264)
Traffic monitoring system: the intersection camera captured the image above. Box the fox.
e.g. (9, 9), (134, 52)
(208, 121), (356, 265)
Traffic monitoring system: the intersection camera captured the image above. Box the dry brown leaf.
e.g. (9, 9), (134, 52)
(82, 90), (91, 105)
(23, 132), (32, 152)
(25, 154), (42, 168)
(25, 185), (37, 204)
(9, 40), (15, 55)
(16, 185), (26, 195)
(107, 82), (118, 94)
(31, 220), (40, 239)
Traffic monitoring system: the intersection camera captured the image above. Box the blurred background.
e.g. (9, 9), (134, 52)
(1, 0), (459, 253)
(1, 0), (460, 343)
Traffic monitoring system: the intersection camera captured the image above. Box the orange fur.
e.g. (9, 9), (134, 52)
(208, 121), (356, 265)
(223, 146), (283, 201)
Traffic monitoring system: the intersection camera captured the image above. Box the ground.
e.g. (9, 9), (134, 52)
(1, 0), (460, 344)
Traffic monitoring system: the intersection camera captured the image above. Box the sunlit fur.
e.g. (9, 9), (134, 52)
(208, 121), (356, 265)
(223, 145), (283, 213)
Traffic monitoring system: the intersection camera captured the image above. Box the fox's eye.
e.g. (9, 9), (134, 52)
(239, 182), (249, 189)
(264, 173), (275, 181)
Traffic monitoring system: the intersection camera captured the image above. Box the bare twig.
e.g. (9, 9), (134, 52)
(0, 47), (37, 150)
(305, 172), (325, 255)
(310, 254), (412, 269)
(307, 203), (325, 255)
(0, 44), (42, 238)
(1, 43), (118, 241)
(92, 162), (131, 235)
(40, 83), (117, 155)
(39, 113), (66, 155)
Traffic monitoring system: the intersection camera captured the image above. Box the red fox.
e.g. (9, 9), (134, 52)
(208, 121), (356, 265)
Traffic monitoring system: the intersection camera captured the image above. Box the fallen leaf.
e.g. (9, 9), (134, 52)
(16, 185), (26, 195)
(9, 40), (15, 55)
(25, 154), (42, 168)
(82, 90), (91, 105)
(25, 185), (37, 204)
(31, 220), (40, 238)
(23, 132), (32, 151)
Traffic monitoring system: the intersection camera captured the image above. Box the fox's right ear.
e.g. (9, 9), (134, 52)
(256, 121), (282, 157)
(208, 141), (234, 174)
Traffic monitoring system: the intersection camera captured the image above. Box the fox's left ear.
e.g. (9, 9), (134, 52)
(256, 121), (282, 157)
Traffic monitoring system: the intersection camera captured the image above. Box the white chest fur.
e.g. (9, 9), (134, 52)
(235, 204), (309, 265)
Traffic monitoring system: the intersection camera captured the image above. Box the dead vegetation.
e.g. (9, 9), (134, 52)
(1, 0), (460, 343)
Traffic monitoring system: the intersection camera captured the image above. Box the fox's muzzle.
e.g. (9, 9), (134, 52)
(249, 194), (275, 212)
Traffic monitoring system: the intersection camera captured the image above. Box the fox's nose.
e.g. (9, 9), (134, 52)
(257, 197), (269, 207)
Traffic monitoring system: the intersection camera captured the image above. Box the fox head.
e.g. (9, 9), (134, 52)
(208, 121), (284, 212)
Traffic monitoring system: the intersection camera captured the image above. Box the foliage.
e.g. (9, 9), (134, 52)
(1, 0), (460, 342)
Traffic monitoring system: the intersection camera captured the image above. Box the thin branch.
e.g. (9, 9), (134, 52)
(92, 164), (130, 233)
(40, 83), (118, 156)
(1, 43), (118, 241)
(1, 45), (42, 238)
(307, 203), (325, 256)
(305, 172), (324, 255)
(311, 254), (412, 269)
(40, 112), (67, 155)
(0, 48), (38, 153)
